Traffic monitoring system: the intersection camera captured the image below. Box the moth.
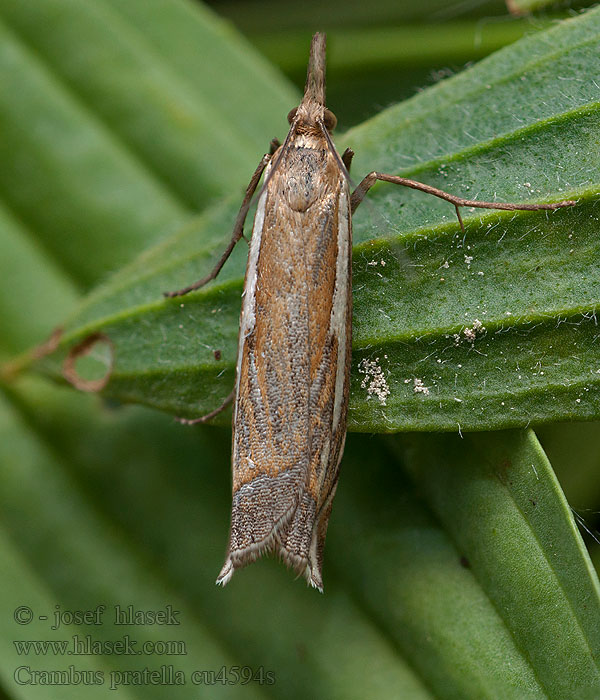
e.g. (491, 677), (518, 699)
(166, 33), (575, 591)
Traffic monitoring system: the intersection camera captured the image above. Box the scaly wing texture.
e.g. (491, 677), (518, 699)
(278, 178), (352, 591)
(219, 142), (352, 589)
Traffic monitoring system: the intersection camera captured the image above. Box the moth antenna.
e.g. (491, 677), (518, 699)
(318, 119), (354, 187)
(253, 119), (298, 203)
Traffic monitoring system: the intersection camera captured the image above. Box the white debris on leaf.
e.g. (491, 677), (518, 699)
(358, 357), (390, 406)
(450, 319), (486, 346)
(463, 318), (485, 342)
(413, 378), (430, 395)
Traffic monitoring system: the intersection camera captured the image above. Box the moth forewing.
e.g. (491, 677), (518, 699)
(217, 35), (352, 591)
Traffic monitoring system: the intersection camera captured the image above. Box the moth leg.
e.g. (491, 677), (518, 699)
(341, 147), (354, 172)
(164, 150), (274, 298)
(350, 171), (577, 232)
(175, 389), (235, 426)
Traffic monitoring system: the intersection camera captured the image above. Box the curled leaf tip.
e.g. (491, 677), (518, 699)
(62, 332), (114, 392)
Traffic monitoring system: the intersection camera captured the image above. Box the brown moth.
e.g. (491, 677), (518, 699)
(165, 33), (575, 591)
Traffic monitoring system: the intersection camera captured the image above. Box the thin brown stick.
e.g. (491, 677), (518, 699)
(351, 171), (577, 231)
(164, 152), (272, 298)
(176, 390), (235, 425)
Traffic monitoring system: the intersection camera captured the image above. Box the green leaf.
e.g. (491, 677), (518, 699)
(0, 522), (139, 700)
(0, 0), (296, 212)
(1, 378), (598, 698)
(329, 429), (600, 698)
(0, 13), (185, 289)
(1, 4), (599, 697)
(0, 383), (268, 700)
(0, 202), (78, 358)
(31, 6), (600, 432)
(0, 378), (432, 700)
(0, 0), (296, 288)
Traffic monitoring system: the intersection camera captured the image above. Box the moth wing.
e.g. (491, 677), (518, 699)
(217, 149), (351, 591)
(217, 175), (312, 585)
(276, 180), (352, 590)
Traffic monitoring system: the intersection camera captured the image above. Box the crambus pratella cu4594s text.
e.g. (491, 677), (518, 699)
(165, 33), (576, 592)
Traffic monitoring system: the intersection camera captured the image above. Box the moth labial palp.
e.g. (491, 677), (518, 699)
(164, 33), (577, 592)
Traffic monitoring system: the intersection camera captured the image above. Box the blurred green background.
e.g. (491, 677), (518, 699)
(207, 0), (594, 129)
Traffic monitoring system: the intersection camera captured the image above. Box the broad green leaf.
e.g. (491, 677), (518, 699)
(0, 0), (296, 211)
(0, 0), (294, 354)
(0, 378), (431, 700)
(330, 429), (600, 698)
(0, 384), (267, 700)
(31, 7), (600, 431)
(1, 5), (599, 697)
(0, 15), (186, 289)
(0, 524), (140, 700)
(2, 378), (598, 698)
(0, 0), (295, 288)
(329, 431), (600, 698)
(0, 202), (78, 358)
